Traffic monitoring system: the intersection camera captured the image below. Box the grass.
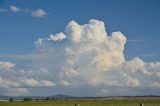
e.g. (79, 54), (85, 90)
(0, 99), (160, 106)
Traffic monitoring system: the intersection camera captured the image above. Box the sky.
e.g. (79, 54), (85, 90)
(0, 0), (160, 96)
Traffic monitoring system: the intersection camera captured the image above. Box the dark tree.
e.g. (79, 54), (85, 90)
(23, 97), (32, 102)
(45, 97), (50, 100)
(9, 98), (14, 102)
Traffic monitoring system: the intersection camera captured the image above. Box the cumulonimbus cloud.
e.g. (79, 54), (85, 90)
(0, 19), (160, 96)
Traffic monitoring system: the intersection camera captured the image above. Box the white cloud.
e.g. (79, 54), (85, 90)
(6, 88), (28, 96)
(33, 19), (160, 95)
(156, 72), (160, 77)
(31, 8), (47, 17)
(49, 33), (66, 41)
(39, 68), (49, 74)
(10, 5), (21, 12)
(40, 80), (56, 87)
(0, 61), (15, 70)
(0, 77), (12, 87)
(0, 77), (28, 96)
(151, 81), (160, 88)
(126, 76), (140, 87)
(59, 80), (70, 86)
(20, 78), (56, 87)
(2, 5), (48, 18)
(65, 19), (108, 43)
(1, 19), (160, 96)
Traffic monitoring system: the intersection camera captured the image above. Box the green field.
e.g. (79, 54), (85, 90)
(0, 99), (160, 106)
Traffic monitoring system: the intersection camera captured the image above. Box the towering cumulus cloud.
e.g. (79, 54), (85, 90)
(0, 19), (160, 96)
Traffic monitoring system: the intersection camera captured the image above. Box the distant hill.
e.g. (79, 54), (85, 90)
(0, 94), (76, 100)
(0, 95), (9, 99)
(0, 94), (160, 100)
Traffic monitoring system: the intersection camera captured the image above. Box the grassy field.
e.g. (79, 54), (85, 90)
(0, 99), (160, 106)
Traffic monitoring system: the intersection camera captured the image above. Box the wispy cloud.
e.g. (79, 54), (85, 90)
(140, 53), (160, 57)
(0, 5), (47, 18)
(10, 5), (21, 12)
(0, 8), (8, 12)
(0, 61), (15, 70)
(31, 8), (47, 17)
(17, 78), (56, 88)
(127, 39), (141, 42)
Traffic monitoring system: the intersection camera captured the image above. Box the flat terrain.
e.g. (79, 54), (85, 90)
(0, 99), (160, 106)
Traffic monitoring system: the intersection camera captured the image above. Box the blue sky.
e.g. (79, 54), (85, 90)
(0, 0), (160, 96)
(0, 0), (160, 61)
